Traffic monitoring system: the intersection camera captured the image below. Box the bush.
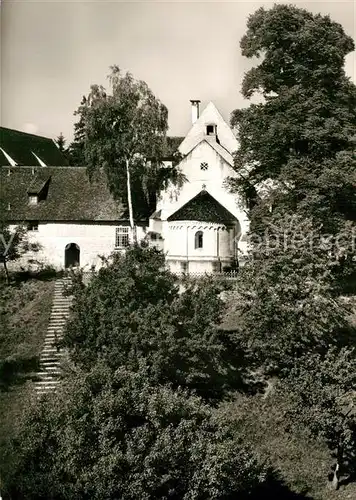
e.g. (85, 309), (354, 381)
(4, 366), (268, 499)
(62, 246), (243, 400)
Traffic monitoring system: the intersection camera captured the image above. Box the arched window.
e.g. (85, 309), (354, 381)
(194, 231), (203, 249)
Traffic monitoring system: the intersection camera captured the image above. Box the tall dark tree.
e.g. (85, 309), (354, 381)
(55, 132), (66, 153)
(66, 96), (87, 166)
(229, 5), (356, 256)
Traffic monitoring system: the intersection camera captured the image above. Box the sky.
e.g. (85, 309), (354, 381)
(1, 0), (355, 142)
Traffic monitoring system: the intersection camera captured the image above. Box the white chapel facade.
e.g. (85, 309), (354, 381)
(149, 100), (249, 274)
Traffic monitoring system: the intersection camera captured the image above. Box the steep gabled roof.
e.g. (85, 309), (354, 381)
(167, 190), (237, 223)
(179, 102), (238, 157)
(0, 127), (69, 166)
(1, 166), (125, 221)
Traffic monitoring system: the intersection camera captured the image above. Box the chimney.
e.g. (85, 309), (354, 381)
(190, 100), (200, 124)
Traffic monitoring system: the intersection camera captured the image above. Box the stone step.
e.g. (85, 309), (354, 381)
(40, 352), (66, 359)
(35, 378), (61, 383)
(41, 355), (65, 360)
(36, 367), (62, 379)
(35, 279), (74, 396)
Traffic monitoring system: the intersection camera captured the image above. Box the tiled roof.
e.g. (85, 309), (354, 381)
(1, 166), (126, 221)
(167, 190), (237, 223)
(0, 127), (68, 166)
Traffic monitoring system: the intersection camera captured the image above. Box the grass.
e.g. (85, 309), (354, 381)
(0, 277), (55, 488)
(219, 290), (356, 500)
(217, 394), (356, 500)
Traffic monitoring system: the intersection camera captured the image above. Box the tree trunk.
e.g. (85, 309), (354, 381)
(331, 444), (343, 490)
(3, 260), (9, 285)
(126, 159), (136, 244)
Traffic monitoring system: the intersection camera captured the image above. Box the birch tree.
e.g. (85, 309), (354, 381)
(75, 66), (178, 240)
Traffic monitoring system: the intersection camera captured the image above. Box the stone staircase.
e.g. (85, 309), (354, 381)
(34, 277), (73, 397)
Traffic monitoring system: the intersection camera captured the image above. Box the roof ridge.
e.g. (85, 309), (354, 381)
(2, 165), (86, 170)
(0, 126), (53, 141)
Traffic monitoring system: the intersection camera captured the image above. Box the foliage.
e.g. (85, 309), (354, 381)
(276, 348), (356, 489)
(0, 278), (54, 494)
(229, 213), (355, 376)
(62, 246), (242, 400)
(72, 66), (184, 220)
(55, 133), (66, 153)
(0, 195), (42, 282)
(0, 222), (29, 284)
(229, 4), (356, 286)
(0, 279), (54, 388)
(217, 391), (352, 500)
(4, 366), (268, 499)
(280, 348), (356, 451)
(66, 96), (87, 166)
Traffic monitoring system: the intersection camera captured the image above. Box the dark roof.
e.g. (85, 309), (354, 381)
(149, 209), (162, 220)
(167, 190), (237, 223)
(1, 166), (126, 221)
(0, 127), (69, 166)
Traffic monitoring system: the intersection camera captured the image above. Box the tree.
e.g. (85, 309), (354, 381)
(229, 213), (356, 377)
(66, 96), (87, 166)
(277, 348), (356, 490)
(62, 246), (242, 400)
(55, 132), (66, 153)
(0, 197), (30, 283)
(229, 5), (356, 285)
(4, 365), (268, 499)
(73, 66), (184, 239)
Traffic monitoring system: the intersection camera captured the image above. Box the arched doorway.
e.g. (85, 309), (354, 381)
(64, 243), (80, 268)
